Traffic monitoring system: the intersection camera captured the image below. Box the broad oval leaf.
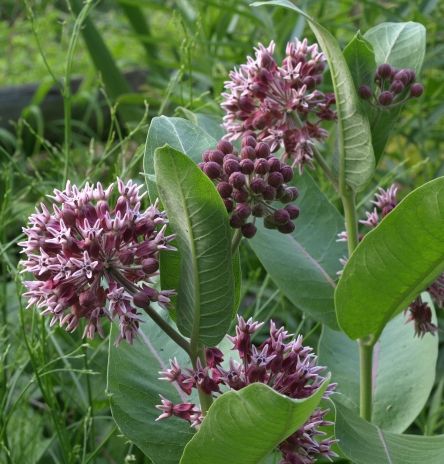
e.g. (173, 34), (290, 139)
(335, 399), (444, 464)
(180, 378), (330, 464)
(249, 172), (346, 328)
(107, 314), (194, 464)
(319, 300), (438, 433)
(154, 145), (234, 346)
(144, 116), (217, 200)
(336, 177), (444, 340)
(253, 0), (375, 192)
(362, 22), (426, 161)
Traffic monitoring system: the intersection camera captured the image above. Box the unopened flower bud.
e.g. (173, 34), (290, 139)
(278, 221), (295, 234)
(223, 159), (240, 175)
(241, 146), (256, 160)
(410, 83), (424, 97)
(142, 258), (159, 274)
(268, 157), (281, 172)
(262, 186), (276, 201)
(217, 140), (233, 154)
(358, 85), (372, 100)
(255, 142), (270, 158)
(274, 209), (290, 225)
(252, 204), (265, 217)
(241, 223), (257, 238)
(203, 162), (222, 179)
(240, 159), (255, 175)
(268, 172), (284, 188)
(254, 158), (269, 175)
(376, 63), (393, 79)
(235, 203), (252, 220)
(251, 178), (266, 194)
(224, 198), (235, 212)
(230, 213), (244, 228)
(378, 91), (393, 106)
(209, 150), (225, 164)
(285, 204), (300, 220)
(390, 80), (404, 94)
(232, 189), (249, 203)
(242, 135), (257, 148)
(217, 182), (233, 199)
(280, 165), (293, 182)
(229, 172), (246, 189)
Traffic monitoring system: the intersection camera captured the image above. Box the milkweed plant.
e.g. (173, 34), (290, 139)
(19, 1), (444, 463)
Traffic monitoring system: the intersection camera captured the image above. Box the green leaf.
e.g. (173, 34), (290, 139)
(249, 172), (346, 328)
(344, 32), (376, 94)
(363, 22), (426, 161)
(180, 378), (330, 464)
(253, 0), (375, 192)
(319, 299), (438, 433)
(335, 399), (444, 464)
(154, 146), (235, 346)
(144, 116), (217, 200)
(107, 314), (194, 464)
(336, 177), (444, 340)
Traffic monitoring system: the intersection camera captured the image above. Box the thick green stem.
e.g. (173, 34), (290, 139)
(359, 340), (374, 421)
(231, 229), (243, 254)
(341, 188), (375, 421)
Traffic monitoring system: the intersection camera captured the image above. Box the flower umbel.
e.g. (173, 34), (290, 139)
(221, 39), (336, 171)
(19, 179), (175, 344)
(156, 317), (337, 463)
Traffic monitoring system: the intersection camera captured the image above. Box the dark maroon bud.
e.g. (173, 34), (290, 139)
(224, 154), (239, 162)
(358, 84), (372, 100)
(250, 178), (266, 194)
(410, 83), (424, 97)
(263, 215), (277, 229)
(390, 80), (404, 94)
(257, 68), (273, 83)
(255, 142), (270, 158)
(260, 51), (275, 70)
(285, 204), (300, 220)
(142, 258), (159, 274)
(240, 146), (256, 160)
(254, 158), (269, 175)
(202, 150), (212, 162)
(198, 162), (205, 170)
(287, 186), (299, 200)
(251, 83), (267, 99)
(242, 135), (257, 148)
(205, 347), (224, 368)
(252, 204), (265, 217)
(232, 189), (249, 203)
(239, 95), (256, 112)
(217, 182), (233, 198)
(268, 157), (281, 172)
(229, 172), (246, 189)
(376, 63), (393, 79)
(278, 221), (296, 234)
(268, 171), (284, 188)
(115, 196), (128, 215)
(394, 70), (410, 85)
(252, 113), (269, 130)
(204, 161), (222, 179)
(274, 208), (290, 225)
(217, 140), (233, 154)
(235, 203), (252, 220)
(240, 158), (255, 175)
(133, 286), (158, 309)
(61, 207), (77, 226)
(223, 159), (240, 175)
(230, 213), (244, 228)
(378, 91), (394, 106)
(280, 165), (293, 182)
(241, 222), (257, 238)
(262, 185), (276, 201)
(223, 198), (235, 212)
(303, 76), (316, 89)
(209, 150), (225, 164)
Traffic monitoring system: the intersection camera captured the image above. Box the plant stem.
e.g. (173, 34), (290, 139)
(190, 347), (213, 415)
(231, 229), (243, 254)
(359, 340), (373, 421)
(341, 189), (359, 255)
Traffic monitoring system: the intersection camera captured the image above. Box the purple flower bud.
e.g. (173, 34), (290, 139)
(260, 51), (275, 70)
(250, 178), (266, 194)
(209, 150), (225, 164)
(410, 83), (424, 97)
(394, 69), (410, 85)
(278, 221), (295, 234)
(268, 157), (281, 172)
(303, 75), (316, 89)
(202, 150), (212, 162)
(376, 63), (393, 79)
(262, 186), (276, 201)
(254, 158), (269, 175)
(358, 84), (372, 100)
(274, 209), (290, 225)
(241, 223), (257, 238)
(235, 203), (252, 220)
(263, 215), (277, 229)
(378, 91), (394, 106)
(216, 140), (233, 154)
(239, 95), (256, 112)
(268, 172), (284, 188)
(390, 80), (405, 94)
(223, 198), (235, 212)
(255, 142), (270, 158)
(203, 161), (222, 179)
(242, 135), (257, 148)
(280, 165), (293, 182)
(223, 159), (241, 175)
(285, 204), (300, 220)
(229, 213), (244, 229)
(240, 146), (256, 160)
(240, 159), (255, 175)
(142, 258), (159, 274)
(232, 189), (249, 203)
(229, 172), (246, 189)
(217, 182), (233, 199)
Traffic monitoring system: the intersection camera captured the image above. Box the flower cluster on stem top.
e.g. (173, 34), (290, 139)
(157, 316), (337, 464)
(19, 179), (175, 344)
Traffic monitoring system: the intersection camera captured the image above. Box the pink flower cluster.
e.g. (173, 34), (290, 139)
(221, 39), (336, 171)
(19, 179), (175, 344)
(338, 184), (442, 337)
(156, 316), (337, 464)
